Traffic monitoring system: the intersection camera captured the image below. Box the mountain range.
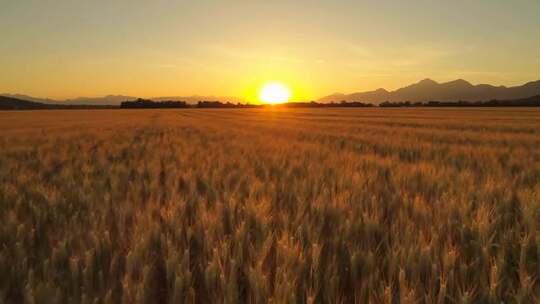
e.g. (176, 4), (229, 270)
(318, 79), (540, 104)
(0, 94), (246, 106)
(3, 78), (540, 106)
(3, 93), (540, 110)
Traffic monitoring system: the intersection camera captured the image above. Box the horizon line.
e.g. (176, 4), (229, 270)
(2, 77), (540, 102)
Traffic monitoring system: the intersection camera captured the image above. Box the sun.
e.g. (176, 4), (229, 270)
(259, 82), (291, 104)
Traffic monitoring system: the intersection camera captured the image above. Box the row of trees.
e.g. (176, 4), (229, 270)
(2, 95), (540, 111)
(120, 99), (375, 109)
(380, 95), (540, 107)
(121, 96), (540, 109)
(120, 99), (189, 109)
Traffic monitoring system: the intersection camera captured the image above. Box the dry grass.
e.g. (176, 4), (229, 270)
(0, 108), (539, 303)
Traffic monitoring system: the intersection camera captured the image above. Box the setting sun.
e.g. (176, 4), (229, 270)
(259, 82), (291, 104)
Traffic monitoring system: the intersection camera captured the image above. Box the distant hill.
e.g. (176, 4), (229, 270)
(0, 94), (136, 106)
(0, 96), (116, 110)
(318, 79), (540, 104)
(63, 95), (137, 106)
(0, 94), (245, 106)
(0, 96), (52, 110)
(4, 78), (540, 108)
(0, 94), (60, 104)
(4, 94), (540, 110)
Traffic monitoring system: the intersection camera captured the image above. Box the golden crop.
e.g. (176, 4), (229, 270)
(0, 108), (539, 303)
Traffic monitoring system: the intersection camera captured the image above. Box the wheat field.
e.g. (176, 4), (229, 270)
(0, 108), (539, 303)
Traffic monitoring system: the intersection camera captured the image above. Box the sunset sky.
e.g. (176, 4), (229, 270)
(1, 0), (540, 102)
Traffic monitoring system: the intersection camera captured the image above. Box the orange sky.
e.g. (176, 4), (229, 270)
(1, 1), (540, 102)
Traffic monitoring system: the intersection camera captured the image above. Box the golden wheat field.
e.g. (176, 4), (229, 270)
(0, 108), (539, 303)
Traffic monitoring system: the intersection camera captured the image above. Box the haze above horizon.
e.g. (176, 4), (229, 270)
(2, 0), (540, 102)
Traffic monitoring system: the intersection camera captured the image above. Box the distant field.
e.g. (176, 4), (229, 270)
(1, 108), (539, 303)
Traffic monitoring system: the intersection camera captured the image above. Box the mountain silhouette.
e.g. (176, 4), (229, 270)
(4, 78), (540, 106)
(0, 96), (51, 110)
(318, 79), (540, 104)
(0, 94), (137, 106)
(0, 96), (116, 110)
(3, 94), (540, 110)
(63, 95), (137, 106)
(0, 94), (247, 105)
(0, 94), (60, 104)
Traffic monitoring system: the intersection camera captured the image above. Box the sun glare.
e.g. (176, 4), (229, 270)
(259, 82), (291, 104)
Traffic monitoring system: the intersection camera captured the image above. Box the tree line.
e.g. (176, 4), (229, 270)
(3, 95), (540, 111)
(120, 96), (540, 109)
(380, 95), (540, 107)
(120, 99), (375, 109)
